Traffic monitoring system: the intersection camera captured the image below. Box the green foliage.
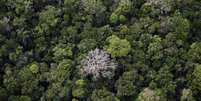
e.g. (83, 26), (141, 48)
(135, 88), (166, 101)
(0, 87), (7, 100)
(72, 79), (87, 98)
(180, 89), (195, 101)
(46, 60), (72, 83)
(190, 64), (201, 91)
(8, 95), (31, 101)
(0, 0), (201, 100)
(78, 39), (97, 53)
(72, 98), (79, 101)
(154, 66), (176, 94)
(42, 60), (72, 100)
(81, 0), (106, 15)
(147, 35), (163, 61)
(64, 0), (78, 13)
(8, 46), (22, 62)
(159, 12), (190, 39)
(117, 0), (132, 14)
(3, 66), (41, 97)
(7, 0), (33, 14)
(29, 63), (39, 74)
(110, 13), (119, 24)
(13, 16), (26, 28)
(110, 0), (132, 24)
(91, 88), (119, 101)
(142, 0), (174, 15)
(0, 18), (9, 33)
(176, 0), (193, 7)
(115, 71), (137, 97)
(35, 6), (60, 34)
(189, 42), (201, 62)
(60, 26), (78, 43)
(53, 44), (72, 62)
(105, 35), (131, 57)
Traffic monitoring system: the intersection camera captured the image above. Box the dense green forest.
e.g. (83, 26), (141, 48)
(0, 0), (201, 101)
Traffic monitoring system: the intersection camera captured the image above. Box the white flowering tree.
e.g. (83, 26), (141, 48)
(79, 48), (117, 80)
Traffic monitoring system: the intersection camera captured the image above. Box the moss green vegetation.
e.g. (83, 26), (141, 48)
(0, 0), (201, 100)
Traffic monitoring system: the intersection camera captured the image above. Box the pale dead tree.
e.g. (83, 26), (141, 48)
(79, 48), (117, 80)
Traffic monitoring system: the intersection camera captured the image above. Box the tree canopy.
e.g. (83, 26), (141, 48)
(0, 0), (201, 101)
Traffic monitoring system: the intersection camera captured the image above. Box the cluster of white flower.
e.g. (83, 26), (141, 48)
(79, 48), (116, 80)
